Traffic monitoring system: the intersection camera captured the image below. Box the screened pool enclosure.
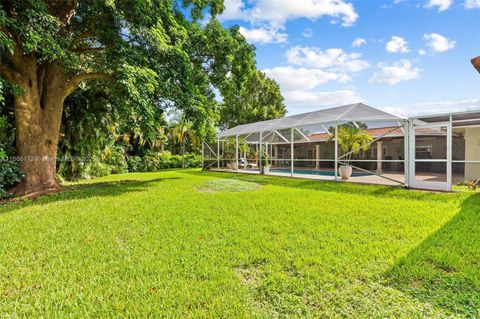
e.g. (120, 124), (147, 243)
(202, 103), (480, 191)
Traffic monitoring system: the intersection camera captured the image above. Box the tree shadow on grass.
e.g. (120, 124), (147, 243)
(185, 170), (458, 203)
(0, 177), (181, 216)
(385, 193), (480, 317)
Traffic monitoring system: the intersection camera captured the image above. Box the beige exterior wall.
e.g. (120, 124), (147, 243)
(465, 127), (480, 179)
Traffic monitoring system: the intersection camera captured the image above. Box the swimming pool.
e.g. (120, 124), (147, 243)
(270, 168), (372, 177)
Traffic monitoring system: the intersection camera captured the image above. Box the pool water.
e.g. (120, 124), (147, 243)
(270, 168), (372, 177)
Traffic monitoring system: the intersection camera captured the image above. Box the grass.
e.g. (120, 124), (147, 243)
(196, 178), (261, 193)
(0, 169), (478, 318)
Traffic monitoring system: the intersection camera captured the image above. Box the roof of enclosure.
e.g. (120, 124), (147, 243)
(413, 109), (480, 127)
(218, 103), (404, 138)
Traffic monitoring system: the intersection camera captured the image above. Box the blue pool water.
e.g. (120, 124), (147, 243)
(270, 168), (372, 177)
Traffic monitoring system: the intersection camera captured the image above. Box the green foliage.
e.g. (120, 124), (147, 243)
(57, 85), (119, 180)
(0, 115), (12, 147)
(127, 152), (201, 172)
(0, 115), (22, 197)
(260, 144), (270, 167)
(89, 162), (113, 178)
(0, 97), (15, 155)
(220, 70), (287, 129)
(57, 82), (168, 180)
(0, 0), (261, 153)
(221, 137), (250, 161)
(105, 146), (128, 174)
(126, 156), (143, 172)
(56, 83), (202, 181)
(0, 151), (23, 198)
(168, 118), (202, 156)
(0, 0), (286, 187)
(0, 1), (65, 62)
(329, 122), (373, 165)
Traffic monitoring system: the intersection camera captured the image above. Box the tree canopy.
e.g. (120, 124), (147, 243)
(220, 70), (286, 129)
(0, 0), (285, 196)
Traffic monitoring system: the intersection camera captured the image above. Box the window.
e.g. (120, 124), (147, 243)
(416, 145), (432, 159)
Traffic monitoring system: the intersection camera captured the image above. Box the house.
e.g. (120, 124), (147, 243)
(203, 103), (480, 191)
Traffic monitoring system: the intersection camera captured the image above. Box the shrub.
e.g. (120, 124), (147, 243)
(0, 116), (23, 197)
(0, 150), (24, 198)
(158, 152), (174, 169)
(89, 162), (112, 178)
(106, 146), (128, 174)
(183, 153), (202, 168)
(57, 148), (202, 180)
(127, 152), (202, 172)
(142, 152), (161, 171)
(127, 156), (143, 172)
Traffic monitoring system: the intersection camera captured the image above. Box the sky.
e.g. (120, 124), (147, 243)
(219, 0), (480, 117)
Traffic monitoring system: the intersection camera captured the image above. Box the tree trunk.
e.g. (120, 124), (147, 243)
(0, 5), (112, 198)
(9, 60), (67, 198)
(181, 139), (185, 168)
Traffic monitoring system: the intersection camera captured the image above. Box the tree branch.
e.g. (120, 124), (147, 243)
(69, 13), (108, 47)
(0, 63), (20, 84)
(70, 46), (109, 54)
(46, 0), (79, 26)
(0, 25), (25, 72)
(70, 30), (94, 46)
(64, 72), (114, 97)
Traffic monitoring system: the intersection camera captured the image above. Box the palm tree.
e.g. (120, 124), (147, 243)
(329, 122), (373, 166)
(170, 119), (201, 168)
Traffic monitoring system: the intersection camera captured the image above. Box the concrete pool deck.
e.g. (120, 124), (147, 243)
(209, 168), (461, 188)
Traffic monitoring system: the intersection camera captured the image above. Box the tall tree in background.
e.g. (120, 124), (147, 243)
(220, 70), (286, 129)
(0, 0), (258, 196)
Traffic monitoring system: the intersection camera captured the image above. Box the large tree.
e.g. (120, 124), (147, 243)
(220, 70), (286, 129)
(0, 0), (255, 196)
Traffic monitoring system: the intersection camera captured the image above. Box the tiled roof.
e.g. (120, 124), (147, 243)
(307, 126), (445, 141)
(308, 127), (403, 141)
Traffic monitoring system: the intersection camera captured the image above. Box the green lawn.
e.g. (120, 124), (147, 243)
(0, 169), (478, 318)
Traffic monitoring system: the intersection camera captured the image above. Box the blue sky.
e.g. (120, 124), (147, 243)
(219, 0), (480, 116)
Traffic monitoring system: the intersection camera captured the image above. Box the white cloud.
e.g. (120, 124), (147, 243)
(239, 26), (287, 44)
(265, 46), (369, 112)
(423, 33), (456, 52)
(221, 0), (249, 20)
(221, 0), (359, 27)
(409, 99), (480, 114)
(383, 99), (480, 117)
(263, 65), (364, 112)
(302, 28), (313, 38)
(286, 46), (369, 73)
(369, 60), (421, 85)
(418, 49), (427, 56)
(385, 36), (409, 53)
(425, 0), (453, 11)
(352, 37), (367, 48)
(465, 0), (480, 8)
(283, 90), (363, 111)
(263, 66), (350, 91)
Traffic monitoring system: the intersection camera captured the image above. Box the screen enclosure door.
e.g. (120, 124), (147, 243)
(409, 122), (451, 191)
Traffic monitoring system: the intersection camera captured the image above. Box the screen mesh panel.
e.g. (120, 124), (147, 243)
(218, 103), (404, 139)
